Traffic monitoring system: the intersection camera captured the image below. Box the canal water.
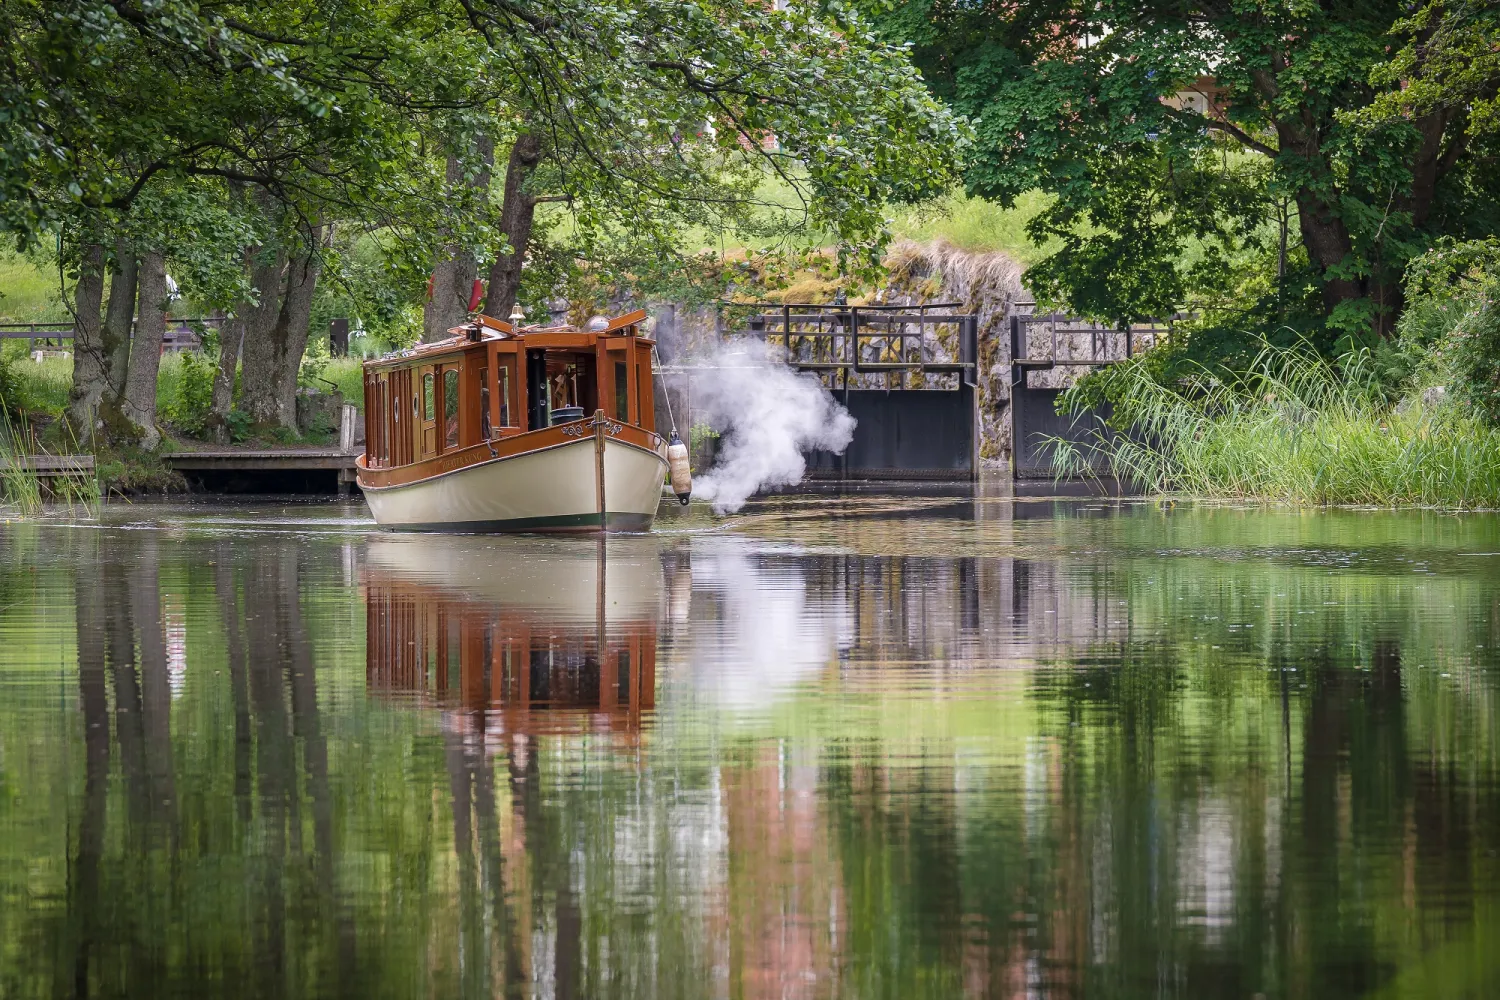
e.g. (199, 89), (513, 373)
(1, 492), (1497, 999)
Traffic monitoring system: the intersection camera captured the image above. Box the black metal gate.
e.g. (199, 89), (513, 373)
(1008, 308), (1173, 478)
(729, 303), (980, 480)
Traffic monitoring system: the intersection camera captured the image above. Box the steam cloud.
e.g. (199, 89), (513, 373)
(687, 340), (856, 514)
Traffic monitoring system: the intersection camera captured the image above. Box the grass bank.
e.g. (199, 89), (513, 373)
(0, 251), (69, 323)
(0, 347), (366, 502)
(1053, 347), (1500, 509)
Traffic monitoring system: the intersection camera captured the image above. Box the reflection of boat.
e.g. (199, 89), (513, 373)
(364, 533), (663, 626)
(356, 310), (671, 532)
(364, 535), (661, 727)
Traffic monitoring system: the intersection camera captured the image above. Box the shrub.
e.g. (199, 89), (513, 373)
(224, 409), (253, 442)
(0, 352), (15, 418)
(1399, 239), (1500, 426)
(157, 350), (217, 436)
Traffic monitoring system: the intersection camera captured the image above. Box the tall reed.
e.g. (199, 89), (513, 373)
(0, 414), (44, 514)
(1051, 346), (1500, 508)
(0, 407), (102, 518)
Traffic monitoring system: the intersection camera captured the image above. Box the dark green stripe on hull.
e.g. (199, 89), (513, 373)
(381, 511), (655, 534)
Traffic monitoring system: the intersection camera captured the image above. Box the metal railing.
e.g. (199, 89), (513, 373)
(717, 302), (978, 390)
(0, 317), (221, 351)
(1009, 303), (1177, 371)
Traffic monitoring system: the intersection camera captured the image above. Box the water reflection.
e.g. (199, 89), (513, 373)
(1, 502), (1499, 999)
(364, 535), (658, 723)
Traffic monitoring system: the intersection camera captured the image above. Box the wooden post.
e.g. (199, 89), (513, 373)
(339, 403), (357, 454)
(594, 409), (607, 528)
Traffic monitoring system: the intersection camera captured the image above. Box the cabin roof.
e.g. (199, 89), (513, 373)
(363, 308), (652, 372)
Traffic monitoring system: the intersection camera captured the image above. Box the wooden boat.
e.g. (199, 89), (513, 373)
(357, 309), (672, 532)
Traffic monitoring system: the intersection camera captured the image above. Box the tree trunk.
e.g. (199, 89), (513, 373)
(209, 244), (286, 440)
(240, 241), (321, 429)
(208, 313), (245, 442)
(424, 143), (492, 342)
(65, 242), (107, 438)
(1294, 192), (1363, 318)
(483, 133), (545, 320)
(101, 240), (137, 402)
(119, 251), (167, 449)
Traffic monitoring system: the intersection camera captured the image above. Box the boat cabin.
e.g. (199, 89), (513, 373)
(361, 309), (658, 473)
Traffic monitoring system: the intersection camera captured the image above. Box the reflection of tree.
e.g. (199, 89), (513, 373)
(442, 715), (524, 999)
(69, 535), (111, 1000)
(14, 516), (1500, 1000)
(1025, 563), (1500, 999)
(40, 534), (367, 999)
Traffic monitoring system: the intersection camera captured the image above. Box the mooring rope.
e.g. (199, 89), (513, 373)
(651, 345), (679, 436)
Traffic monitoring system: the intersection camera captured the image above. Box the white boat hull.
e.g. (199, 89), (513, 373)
(360, 434), (667, 532)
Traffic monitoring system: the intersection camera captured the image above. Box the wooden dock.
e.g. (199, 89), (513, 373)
(163, 449), (360, 493)
(1, 449), (362, 493)
(0, 454), (96, 475)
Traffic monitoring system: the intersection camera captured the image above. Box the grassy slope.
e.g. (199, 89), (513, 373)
(540, 179), (1052, 263)
(0, 251), (69, 323)
(888, 189), (1054, 264)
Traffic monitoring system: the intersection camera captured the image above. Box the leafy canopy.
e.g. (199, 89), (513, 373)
(869, 0), (1500, 333)
(2, 0), (966, 298)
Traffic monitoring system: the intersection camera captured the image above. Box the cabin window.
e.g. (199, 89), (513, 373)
(423, 373), (435, 421)
(376, 380), (387, 466)
(479, 368), (491, 440)
(443, 368), (460, 449)
(614, 361), (629, 422)
(636, 342), (655, 432)
(498, 365), (511, 427)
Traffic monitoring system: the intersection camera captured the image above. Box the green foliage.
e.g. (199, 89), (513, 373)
(310, 232), (425, 355)
(1399, 239), (1500, 424)
(298, 352), (331, 389)
(0, 352), (72, 418)
(222, 409), (253, 443)
(869, 0), (1500, 334)
(92, 446), (185, 494)
(0, 412), (99, 515)
(0, 416), (44, 513)
(156, 350), (216, 436)
(0, 251), (68, 322)
(1055, 345), (1500, 508)
(689, 422), (719, 452)
(1355, 1), (1500, 155)
(318, 358), (367, 413)
(0, 352), (14, 420)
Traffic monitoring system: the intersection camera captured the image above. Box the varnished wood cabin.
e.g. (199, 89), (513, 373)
(360, 308), (657, 479)
(356, 309), (671, 532)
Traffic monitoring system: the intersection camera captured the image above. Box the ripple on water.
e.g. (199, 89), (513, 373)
(0, 494), (1497, 998)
